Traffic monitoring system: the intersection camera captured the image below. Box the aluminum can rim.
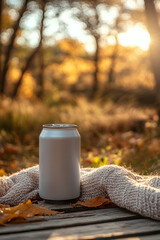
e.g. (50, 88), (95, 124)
(42, 124), (77, 129)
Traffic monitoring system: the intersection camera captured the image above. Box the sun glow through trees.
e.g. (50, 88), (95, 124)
(118, 25), (151, 51)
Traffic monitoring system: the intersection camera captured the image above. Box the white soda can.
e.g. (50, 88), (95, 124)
(39, 124), (80, 200)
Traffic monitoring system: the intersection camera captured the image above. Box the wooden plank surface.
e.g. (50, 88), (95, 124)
(116, 236), (160, 240)
(1, 199), (160, 240)
(48, 235), (160, 240)
(0, 207), (139, 234)
(40, 218), (160, 240)
(1, 217), (160, 240)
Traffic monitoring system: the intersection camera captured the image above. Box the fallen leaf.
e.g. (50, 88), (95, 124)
(0, 213), (25, 225)
(148, 138), (160, 153)
(0, 149), (5, 158)
(0, 204), (10, 208)
(0, 169), (7, 177)
(0, 200), (62, 225)
(4, 144), (22, 155)
(10, 161), (18, 169)
(71, 196), (116, 208)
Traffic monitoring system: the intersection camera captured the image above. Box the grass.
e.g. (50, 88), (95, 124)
(0, 96), (160, 175)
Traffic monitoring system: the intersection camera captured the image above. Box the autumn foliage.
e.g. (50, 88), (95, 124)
(0, 200), (61, 225)
(72, 196), (116, 209)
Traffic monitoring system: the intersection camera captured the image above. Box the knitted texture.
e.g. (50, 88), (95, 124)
(0, 165), (160, 220)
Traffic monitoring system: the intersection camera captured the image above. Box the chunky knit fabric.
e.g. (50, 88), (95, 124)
(0, 165), (160, 220)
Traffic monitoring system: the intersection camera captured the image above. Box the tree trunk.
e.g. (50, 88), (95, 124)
(12, 46), (40, 98)
(108, 35), (118, 84)
(12, 0), (45, 99)
(91, 37), (100, 99)
(37, 48), (44, 99)
(144, 0), (160, 115)
(0, 0), (2, 79)
(0, 0), (29, 95)
(37, 1), (45, 99)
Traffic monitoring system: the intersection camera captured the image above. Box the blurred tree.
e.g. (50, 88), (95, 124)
(12, 0), (46, 99)
(107, 8), (124, 85)
(106, 2), (147, 87)
(0, 0), (2, 77)
(108, 35), (118, 84)
(1, 0), (157, 101)
(0, 0), (29, 95)
(69, 0), (107, 98)
(144, 0), (160, 118)
(69, 0), (134, 98)
(36, 1), (45, 99)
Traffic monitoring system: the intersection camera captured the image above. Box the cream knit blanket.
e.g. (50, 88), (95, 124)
(0, 165), (160, 220)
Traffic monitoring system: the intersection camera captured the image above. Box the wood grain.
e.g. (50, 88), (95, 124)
(1, 218), (160, 240)
(0, 207), (138, 235)
(115, 236), (160, 240)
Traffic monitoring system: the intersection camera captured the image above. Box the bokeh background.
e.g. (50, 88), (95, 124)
(0, 0), (160, 175)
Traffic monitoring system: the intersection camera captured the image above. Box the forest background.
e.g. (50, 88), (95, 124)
(0, 0), (160, 176)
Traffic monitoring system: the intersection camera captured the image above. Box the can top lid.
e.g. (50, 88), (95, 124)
(43, 124), (77, 129)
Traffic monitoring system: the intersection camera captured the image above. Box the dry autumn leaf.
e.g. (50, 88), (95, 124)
(0, 212), (25, 225)
(0, 200), (61, 225)
(71, 196), (116, 208)
(0, 204), (10, 208)
(4, 144), (22, 155)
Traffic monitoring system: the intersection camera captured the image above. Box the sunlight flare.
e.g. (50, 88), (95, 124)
(118, 25), (150, 51)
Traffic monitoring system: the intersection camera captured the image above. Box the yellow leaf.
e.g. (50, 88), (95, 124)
(106, 145), (112, 151)
(114, 158), (121, 166)
(88, 153), (93, 159)
(93, 156), (99, 163)
(0, 169), (7, 177)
